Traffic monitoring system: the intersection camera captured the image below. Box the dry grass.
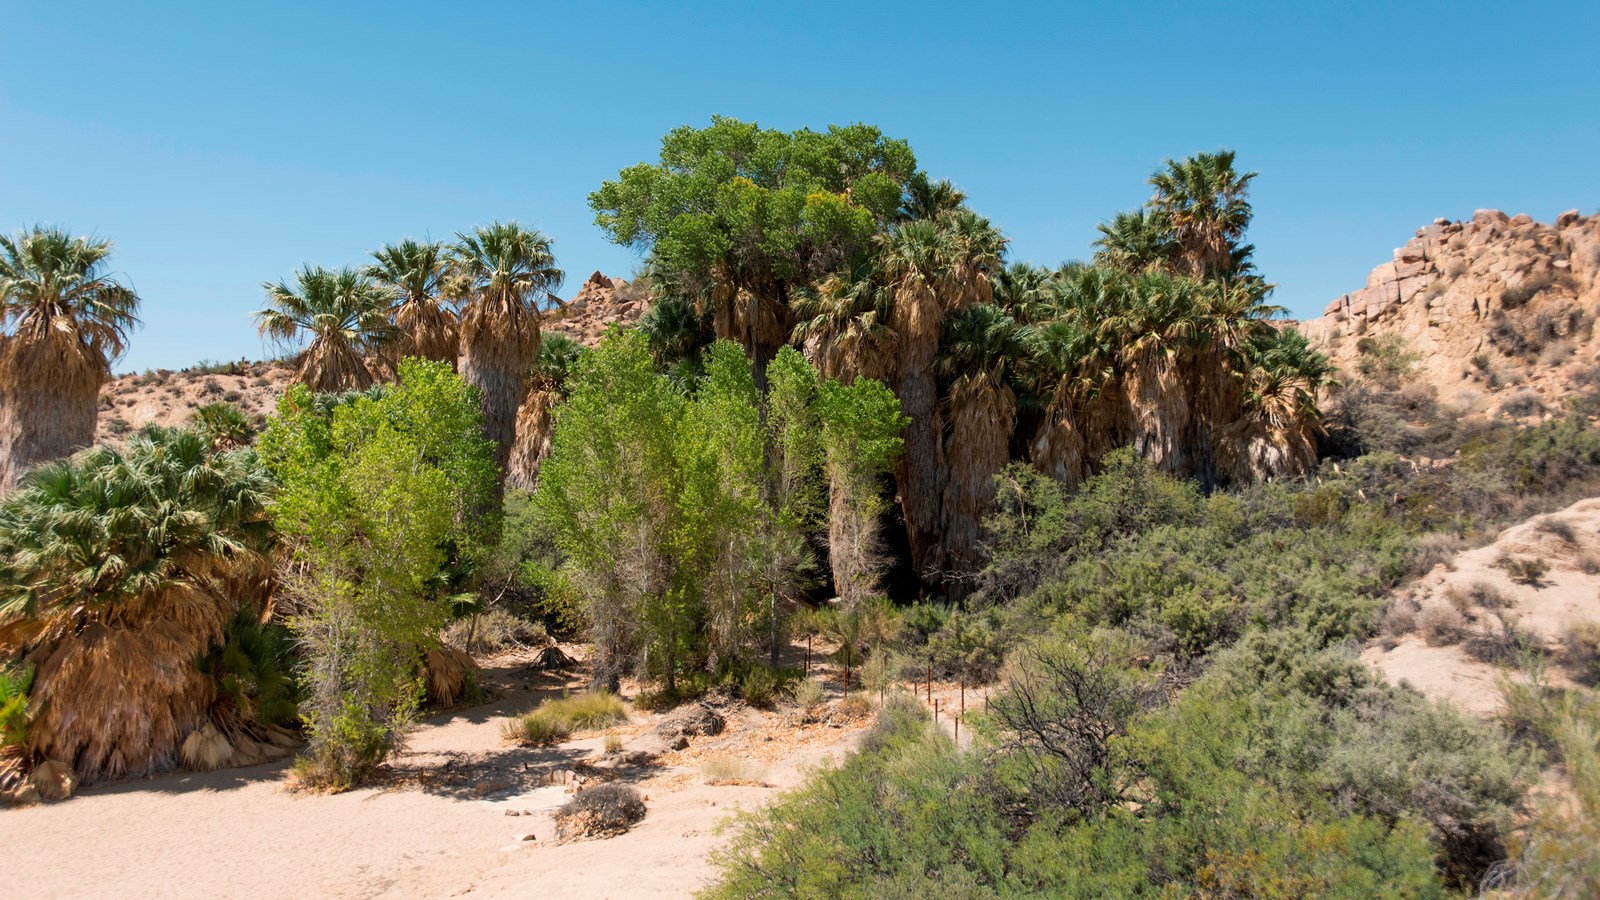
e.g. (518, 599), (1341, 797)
(501, 691), (627, 746)
(699, 754), (769, 786)
(1419, 604), (1468, 646)
(603, 733), (623, 754)
(441, 608), (547, 656)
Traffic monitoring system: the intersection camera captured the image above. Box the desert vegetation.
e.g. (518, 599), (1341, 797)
(0, 116), (1595, 899)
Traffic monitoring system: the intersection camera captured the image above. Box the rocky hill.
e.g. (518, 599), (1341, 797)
(94, 272), (646, 442)
(1299, 209), (1600, 417)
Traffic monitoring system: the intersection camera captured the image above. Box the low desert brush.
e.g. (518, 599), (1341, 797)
(503, 691), (627, 747)
(603, 733), (623, 754)
(700, 754), (769, 785)
(792, 678), (825, 712)
(1498, 554), (1550, 587)
(1419, 604), (1467, 646)
(553, 783), (647, 841)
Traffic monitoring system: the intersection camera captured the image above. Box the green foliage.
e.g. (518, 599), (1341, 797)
(1355, 333), (1421, 389)
(0, 662), (32, 748)
(536, 330), (904, 691)
(590, 117), (916, 290)
(260, 358), (496, 788)
(198, 609), (301, 733)
(503, 691), (627, 746)
(979, 452), (1404, 657)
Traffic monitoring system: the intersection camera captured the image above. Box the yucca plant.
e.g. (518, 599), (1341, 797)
(0, 227), (141, 488)
(0, 426), (276, 783)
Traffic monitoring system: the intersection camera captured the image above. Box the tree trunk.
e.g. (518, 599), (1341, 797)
(461, 327), (538, 494)
(0, 341), (103, 490)
(941, 378), (1016, 584)
(893, 363), (946, 597)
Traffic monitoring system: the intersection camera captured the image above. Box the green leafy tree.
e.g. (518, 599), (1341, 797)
(590, 116), (916, 392)
(258, 358), (495, 789)
(533, 329), (685, 691)
(817, 376), (907, 607)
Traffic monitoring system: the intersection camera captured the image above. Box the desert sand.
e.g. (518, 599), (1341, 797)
(3, 651), (871, 899)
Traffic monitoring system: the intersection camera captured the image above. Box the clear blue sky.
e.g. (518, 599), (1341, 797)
(4, 1), (1596, 373)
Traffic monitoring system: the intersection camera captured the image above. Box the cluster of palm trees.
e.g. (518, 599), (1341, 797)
(255, 221), (563, 478)
(789, 152), (1332, 593)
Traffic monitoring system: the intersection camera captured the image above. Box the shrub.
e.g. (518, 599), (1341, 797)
(603, 733), (623, 754)
(0, 663), (32, 748)
(529, 691), (628, 733)
(1575, 551), (1600, 575)
(1501, 389), (1545, 419)
(792, 678), (825, 712)
(1419, 604), (1467, 645)
(104, 417), (132, 435)
(500, 712), (570, 747)
(1563, 620), (1600, 685)
(737, 664), (799, 709)
(1467, 580), (1511, 610)
(553, 783), (647, 841)
(1355, 333), (1421, 389)
(700, 754), (769, 785)
(1498, 554), (1549, 586)
(441, 608), (548, 655)
(1379, 602), (1419, 638)
(1536, 516), (1580, 544)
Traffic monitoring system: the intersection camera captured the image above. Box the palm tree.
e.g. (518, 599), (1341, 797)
(0, 227), (141, 489)
(876, 212), (1005, 594)
(791, 265), (898, 382)
(937, 304), (1028, 574)
(1093, 209), (1174, 273)
(255, 266), (396, 393)
(1148, 151), (1256, 279)
(0, 426), (275, 783)
(366, 239), (457, 368)
(449, 222), (563, 479)
(507, 333), (585, 489)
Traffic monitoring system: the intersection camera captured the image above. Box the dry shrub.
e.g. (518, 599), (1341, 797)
(1564, 621), (1600, 685)
(423, 646), (480, 708)
(1497, 554), (1550, 587)
(700, 754), (769, 785)
(553, 783), (646, 841)
(1467, 581), (1511, 611)
(1464, 618), (1537, 668)
(1420, 604), (1467, 646)
(792, 678), (825, 712)
(1407, 532), (1463, 577)
(1535, 517), (1579, 545)
(1500, 389), (1544, 419)
(1574, 551), (1600, 575)
(441, 608), (548, 655)
(1379, 601), (1419, 638)
(1538, 340), (1573, 368)
(603, 733), (623, 754)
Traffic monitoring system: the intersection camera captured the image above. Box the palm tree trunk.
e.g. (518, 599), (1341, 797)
(0, 339), (103, 489)
(462, 327), (538, 488)
(941, 378), (1016, 583)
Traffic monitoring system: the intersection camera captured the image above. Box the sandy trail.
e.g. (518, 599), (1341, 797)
(3, 650), (869, 900)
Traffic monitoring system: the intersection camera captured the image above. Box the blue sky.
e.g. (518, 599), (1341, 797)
(3, 1), (1596, 373)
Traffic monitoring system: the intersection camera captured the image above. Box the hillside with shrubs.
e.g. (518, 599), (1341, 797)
(1, 118), (1597, 897)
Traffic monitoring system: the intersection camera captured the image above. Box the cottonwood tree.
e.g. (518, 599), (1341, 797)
(259, 358), (495, 788)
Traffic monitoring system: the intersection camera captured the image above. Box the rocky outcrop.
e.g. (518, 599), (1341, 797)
(543, 271), (649, 346)
(1299, 210), (1600, 416)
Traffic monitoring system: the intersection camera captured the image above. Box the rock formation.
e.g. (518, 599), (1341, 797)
(1299, 210), (1600, 416)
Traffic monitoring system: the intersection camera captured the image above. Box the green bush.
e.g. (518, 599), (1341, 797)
(0, 663), (32, 748)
